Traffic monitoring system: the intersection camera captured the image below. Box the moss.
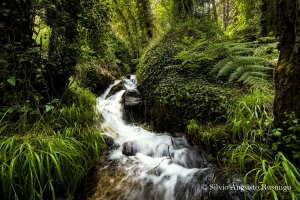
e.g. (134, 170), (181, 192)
(277, 59), (294, 75)
(137, 22), (236, 132)
(75, 61), (115, 95)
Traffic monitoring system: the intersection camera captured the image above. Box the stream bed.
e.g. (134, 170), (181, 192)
(75, 78), (254, 200)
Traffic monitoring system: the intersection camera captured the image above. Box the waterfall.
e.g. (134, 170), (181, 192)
(81, 77), (253, 200)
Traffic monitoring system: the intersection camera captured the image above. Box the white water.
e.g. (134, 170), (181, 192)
(96, 78), (211, 200)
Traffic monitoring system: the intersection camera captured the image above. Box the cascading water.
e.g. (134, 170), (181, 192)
(79, 78), (253, 200)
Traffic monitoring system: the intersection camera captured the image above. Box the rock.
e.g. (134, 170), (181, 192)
(122, 141), (138, 156)
(174, 168), (216, 200)
(210, 173), (255, 200)
(107, 80), (126, 98)
(123, 89), (145, 123)
(103, 135), (118, 150)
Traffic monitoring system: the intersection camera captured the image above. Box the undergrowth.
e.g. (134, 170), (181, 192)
(0, 78), (104, 200)
(187, 87), (300, 199)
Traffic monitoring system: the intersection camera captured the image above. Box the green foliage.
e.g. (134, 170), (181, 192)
(222, 141), (273, 172)
(137, 18), (230, 131)
(225, 87), (274, 141)
(216, 87), (300, 199)
(0, 80), (104, 199)
(229, 19), (261, 41)
(211, 56), (273, 87)
(74, 61), (115, 95)
(0, 129), (103, 200)
(254, 42), (278, 59)
(187, 119), (228, 151)
(222, 145), (300, 199)
(79, 0), (110, 57)
(155, 76), (233, 123)
(252, 153), (300, 199)
(227, 0), (261, 40)
(271, 113), (300, 163)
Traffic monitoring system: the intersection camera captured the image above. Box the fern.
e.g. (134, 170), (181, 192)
(209, 57), (233, 75)
(227, 42), (256, 56)
(243, 76), (269, 87)
(210, 56), (273, 87)
(229, 65), (273, 82)
(238, 71), (268, 82)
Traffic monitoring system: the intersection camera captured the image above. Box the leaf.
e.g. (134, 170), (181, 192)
(272, 129), (282, 137)
(7, 76), (16, 86)
(45, 105), (54, 112)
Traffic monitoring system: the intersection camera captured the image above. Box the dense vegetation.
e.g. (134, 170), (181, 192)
(0, 0), (299, 199)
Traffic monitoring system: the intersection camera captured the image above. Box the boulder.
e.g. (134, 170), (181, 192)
(122, 141), (138, 156)
(123, 89), (145, 123)
(107, 80), (126, 98)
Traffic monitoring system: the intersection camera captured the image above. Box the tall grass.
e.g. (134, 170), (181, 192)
(218, 87), (300, 199)
(187, 86), (300, 199)
(225, 87), (274, 141)
(249, 153), (300, 199)
(0, 129), (104, 200)
(187, 119), (227, 151)
(0, 79), (105, 199)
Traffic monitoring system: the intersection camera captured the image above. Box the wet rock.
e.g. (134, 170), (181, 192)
(210, 173), (255, 200)
(123, 89), (145, 123)
(174, 168), (216, 200)
(171, 137), (189, 149)
(170, 147), (209, 168)
(103, 135), (119, 150)
(107, 80), (126, 98)
(122, 141), (138, 156)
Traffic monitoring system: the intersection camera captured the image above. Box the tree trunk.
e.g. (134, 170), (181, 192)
(47, 0), (60, 60)
(223, 0), (230, 30)
(274, 0), (300, 127)
(136, 0), (153, 39)
(211, 0), (218, 21)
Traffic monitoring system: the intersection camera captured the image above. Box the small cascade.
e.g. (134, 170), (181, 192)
(78, 76), (254, 200)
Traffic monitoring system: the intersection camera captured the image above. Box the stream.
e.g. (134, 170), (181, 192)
(76, 78), (254, 200)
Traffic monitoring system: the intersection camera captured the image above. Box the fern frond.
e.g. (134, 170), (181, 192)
(211, 55), (273, 87)
(228, 65), (273, 82)
(217, 59), (240, 77)
(243, 76), (269, 87)
(238, 71), (269, 83)
(209, 57), (233, 75)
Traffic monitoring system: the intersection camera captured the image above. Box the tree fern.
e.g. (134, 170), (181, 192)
(210, 56), (273, 86)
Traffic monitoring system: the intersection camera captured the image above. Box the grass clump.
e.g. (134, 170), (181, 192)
(0, 78), (105, 200)
(186, 86), (300, 199)
(225, 87), (274, 141)
(0, 130), (103, 200)
(219, 87), (300, 199)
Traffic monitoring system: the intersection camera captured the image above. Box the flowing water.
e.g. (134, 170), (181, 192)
(78, 78), (253, 200)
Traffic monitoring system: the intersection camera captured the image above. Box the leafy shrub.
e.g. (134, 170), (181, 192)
(271, 113), (300, 164)
(155, 75), (233, 122)
(137, 21), (234, 131)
